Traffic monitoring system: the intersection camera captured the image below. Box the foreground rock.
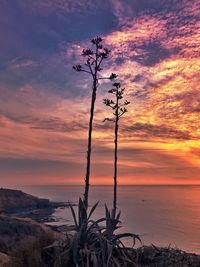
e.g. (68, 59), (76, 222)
(134, 246), (200, 267)
(0, 215), (61, 267)
(0, 215), (67, 267)
(0, 215), (56, 253)
(0, 214), (200, 266)
(0, 252), (11, 267)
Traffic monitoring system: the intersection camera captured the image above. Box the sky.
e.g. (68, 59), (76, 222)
(0, 0), (200, 186)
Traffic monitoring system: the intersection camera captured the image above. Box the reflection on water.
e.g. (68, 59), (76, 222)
(19, 185), (200, 253)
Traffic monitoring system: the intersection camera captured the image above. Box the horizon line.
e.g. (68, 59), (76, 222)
(6, 183), (200, 188)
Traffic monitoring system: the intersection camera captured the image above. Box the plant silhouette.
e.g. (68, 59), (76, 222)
(73, 36), (117, 210)
(104, 82), (130, 214)
(70, 38), (140, 267)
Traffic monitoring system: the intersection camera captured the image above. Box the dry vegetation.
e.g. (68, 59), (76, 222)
(4, 237), (200, 267)
(10, 232), (55, 267)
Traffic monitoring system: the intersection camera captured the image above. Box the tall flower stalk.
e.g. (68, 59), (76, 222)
(73, 37), (117, 210)
(104, 82), (130, 213)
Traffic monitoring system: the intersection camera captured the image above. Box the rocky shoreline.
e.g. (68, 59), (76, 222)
(0, 188), (70, 223)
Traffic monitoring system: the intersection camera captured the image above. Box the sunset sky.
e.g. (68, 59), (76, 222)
(0, 0), (200, 186)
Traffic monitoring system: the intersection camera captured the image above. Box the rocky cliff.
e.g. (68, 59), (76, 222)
(0, 188), (51, 213)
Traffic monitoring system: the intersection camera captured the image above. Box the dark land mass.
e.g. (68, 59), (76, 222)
(0, 188), (69, 223)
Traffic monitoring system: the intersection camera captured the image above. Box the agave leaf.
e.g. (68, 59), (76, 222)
(113, 226), (121, 231)
(114, 233), (141, 242)
(88, 201), (99, 219)
(87, 218), (106, 233)
(106, 242), (113, 266)
(116, 249), (133, 266)
(86, 247), (90, 267)
(151, 243), (160, 251)
(91, 255), (96, 267)
(112, 256), (121, 267)
(115, 241), (133, 262)
(111, 218), (119, 229)
(113, 233), (141, 250)
(105, 204), (110, 219)
(69, 203), (78, 229)
(111, 208), (116, 219)
(115, 239), (126, 250)
(72, 232), (79, 264)
(89, 217), (107, 225)
(78, 198), (82, 226)
(78, 198), (87, 226)
(116, 211), (121, 222)
(78, 221), (88, 245)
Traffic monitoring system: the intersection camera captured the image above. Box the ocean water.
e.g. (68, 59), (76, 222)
(19, 185), (200, 254)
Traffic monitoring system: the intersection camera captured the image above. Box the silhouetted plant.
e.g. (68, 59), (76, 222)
(68, 199), (104, 266)
(69, 38), (139, 267)
(68, 201), (140, 266)
(103, 82), (130, 214)
(73, 36), (117, 210)
(100, 205), (141, 266)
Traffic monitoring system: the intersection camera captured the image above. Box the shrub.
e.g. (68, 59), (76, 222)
(10, 231), (55, 267)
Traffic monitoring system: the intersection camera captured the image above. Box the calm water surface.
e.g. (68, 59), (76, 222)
(19, 185), (200, 254)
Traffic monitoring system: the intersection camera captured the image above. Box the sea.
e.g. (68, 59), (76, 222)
(17, 185), (200, 254)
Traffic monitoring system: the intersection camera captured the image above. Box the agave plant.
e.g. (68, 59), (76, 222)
(98, 205), (141, 267)
(103, 82), (130, 215)
(68, 37), (140, 267)
(67, 200), (140, 267)
(101, 82), (141, 266)
(68, 198), (105, 266)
